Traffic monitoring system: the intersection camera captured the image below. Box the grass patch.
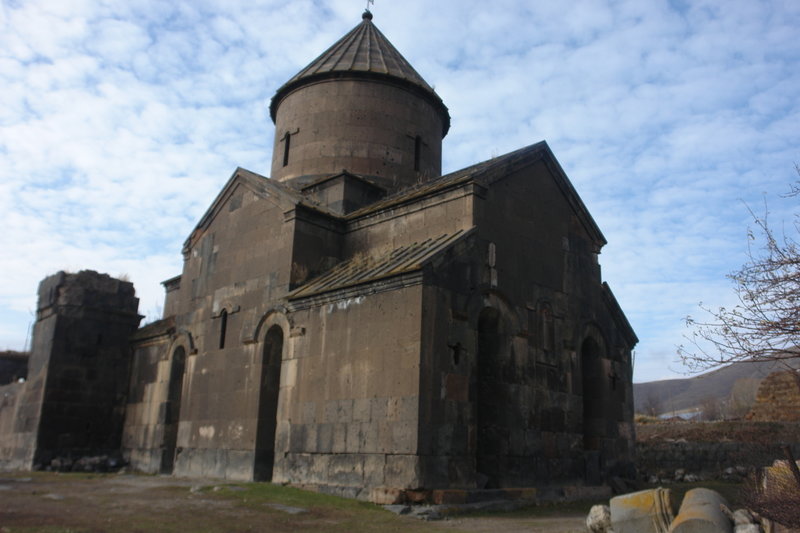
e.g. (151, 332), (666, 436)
(464, 498), (596, 520)
(212, 482), (375, 510)
(2, 529), (93, 533)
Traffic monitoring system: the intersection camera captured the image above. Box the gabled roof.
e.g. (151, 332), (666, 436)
(182, 168), (339, 255)
(345, 141), (607, 248)
(288, 228), (473, 300)
(270, 11), (449, 133)
(602, 282), (639, 348)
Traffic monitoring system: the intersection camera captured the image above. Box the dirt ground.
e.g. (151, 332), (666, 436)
(0, 472), (589, 533)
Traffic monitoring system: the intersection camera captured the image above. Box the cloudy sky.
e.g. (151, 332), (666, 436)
(1, 0), (798, 382)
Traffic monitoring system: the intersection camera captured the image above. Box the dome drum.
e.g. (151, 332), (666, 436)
(271, 77), (445, 190)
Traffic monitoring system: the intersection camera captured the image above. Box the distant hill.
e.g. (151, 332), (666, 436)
(633, 358), (800, 416)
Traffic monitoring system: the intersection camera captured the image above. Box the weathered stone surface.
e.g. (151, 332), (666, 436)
(1, 11), (637, 503)
(611, 488), (676, 533)
(748, 370), (800, 422)
(586, 504), (612, 533)
(669, 488), (732, 533)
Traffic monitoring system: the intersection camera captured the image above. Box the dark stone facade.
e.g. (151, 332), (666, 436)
(0, 271), (141, 469)
(0, 12), (637, 501)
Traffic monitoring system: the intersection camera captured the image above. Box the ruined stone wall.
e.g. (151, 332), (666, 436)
(748, 370), (800, 422)
(0, 271), (140, 469)
(0, 381), (33, 469)
(636, 440), (800, 478)
(276, 285), (425, 499)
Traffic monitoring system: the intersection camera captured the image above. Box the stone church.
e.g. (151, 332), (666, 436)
(0, 11), (637, 501)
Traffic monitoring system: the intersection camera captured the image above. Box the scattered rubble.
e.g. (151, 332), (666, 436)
(586, 487), (783, 533)
(42, 454), (126, 473)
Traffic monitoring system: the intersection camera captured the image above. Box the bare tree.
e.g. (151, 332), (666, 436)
(679, 168), (800, 371)
(726, 377), (759, 419)
(700, 395), (722, 421)
(642, 392), (663, 417)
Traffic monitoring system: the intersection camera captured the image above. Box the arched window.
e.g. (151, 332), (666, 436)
(414, 135), (422, 171)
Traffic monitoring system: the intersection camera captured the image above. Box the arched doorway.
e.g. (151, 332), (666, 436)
(253, 325), (283, 481)
(161, 346), (186, 474)
(581, 335), (606, 485)
(581, 336), (605, 451)
(476, 307), (504, 487)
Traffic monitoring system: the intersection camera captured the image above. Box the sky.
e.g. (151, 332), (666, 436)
(1, 0), (798, 383)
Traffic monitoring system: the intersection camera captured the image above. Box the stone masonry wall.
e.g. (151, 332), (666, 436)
(636, 440), (800, 479)
(0, 271), (141, 469)
(748, 370), (800, 422)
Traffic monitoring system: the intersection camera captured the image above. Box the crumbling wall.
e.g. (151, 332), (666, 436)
(0, 271), (141, 469)
(0, 381), (33, 469)
(747, 370), (800, 422)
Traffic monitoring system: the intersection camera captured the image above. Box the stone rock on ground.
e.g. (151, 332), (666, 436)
(734, 525), (761, 533)
(733, 509), (756, 526)
(586, 504), (612, 533)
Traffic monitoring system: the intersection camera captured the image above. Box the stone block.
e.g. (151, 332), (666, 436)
(385, 454), (421, 488)
(369, 487), (404, 505)
(363, 453), (386, 486)
(289, 424), (307, 453)
(369, 397), (387, 421)
(316, 423), (333, 453)
(345, 423), (363, 452)
(353, 398), (370, 422)
(359, 422), (379, 453)
(387, 396), (417, 421)
(302, 402), (316, 423)
(332, 423), (347, 453)
(432, 489), (467, 505)
(391, 420), (417, 453)
(327, 453), (364, 486)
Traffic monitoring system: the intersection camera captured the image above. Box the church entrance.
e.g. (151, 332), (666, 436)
(253, 325), (283, 481)
(160, 346), (186, 474)
(476, 307), (504, 487)
(581, 336), (605, 484)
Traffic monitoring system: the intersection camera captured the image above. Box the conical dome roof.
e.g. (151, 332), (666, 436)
(270, 11), (449, 133)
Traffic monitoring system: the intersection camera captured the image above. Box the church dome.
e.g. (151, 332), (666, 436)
(269, 11), (449, 133)
(269, 11), (450, 191)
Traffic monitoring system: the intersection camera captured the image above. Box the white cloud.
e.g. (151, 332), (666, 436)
(1, 0), (798, 385)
